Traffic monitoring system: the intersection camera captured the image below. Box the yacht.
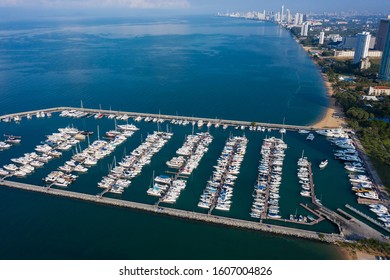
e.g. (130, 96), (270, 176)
(0, 168), (10, 176)
(300, 190), (311, 197)
(306, 133), (315, 141)
(0, 141), (11, 150)
(319, 159), (328, 169)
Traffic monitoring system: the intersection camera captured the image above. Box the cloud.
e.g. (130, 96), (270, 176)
(0, 0), (190, 9)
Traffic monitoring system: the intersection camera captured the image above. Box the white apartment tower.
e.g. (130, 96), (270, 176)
(299, 13), (304, 25)
(286, 9), (292, 24)
(319, 31), (325, 45)
(353, 31), (371, 64)
(294, 13), (300, 25)
(301, 22), (309, 37)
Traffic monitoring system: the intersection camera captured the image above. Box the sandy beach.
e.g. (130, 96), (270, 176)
(337, 246), (378, 260)
(299, 45), (346, 129)
(311, 71), (346, 129)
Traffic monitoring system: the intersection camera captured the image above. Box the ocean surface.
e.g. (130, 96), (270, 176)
(0, 15), (353, 260)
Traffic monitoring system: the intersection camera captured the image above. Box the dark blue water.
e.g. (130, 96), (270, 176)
(0, 16), (328, 124)
(0, 16), (345, 260)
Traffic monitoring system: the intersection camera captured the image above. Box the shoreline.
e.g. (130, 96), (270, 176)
(312, 73), (346, 129)
(298, 45), (346, 129)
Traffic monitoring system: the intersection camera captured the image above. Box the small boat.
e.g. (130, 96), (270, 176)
(298, 129), (310, 134)
(306, 133), (315, 141)
(4, 135), (21, 144)
(319, 159), (328, 169)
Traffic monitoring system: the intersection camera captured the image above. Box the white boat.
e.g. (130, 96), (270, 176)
(306, 133), (315, 141)
(154, 175), (171, 184)
(298, 129), (310, 134)
(319, 159), (328, 169)
(3, 164), (18, 172)
(0, 169), (10, 176)
(300, 190), (311, 197)
(0, 142), (12, 150)
(356, 191), (379, 200)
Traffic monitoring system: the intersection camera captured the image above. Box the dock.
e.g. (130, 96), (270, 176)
(0, 179), (343, 243)
(1, 107), (389, 243)
(261, 142), (275, 220)
(308, 162), (317, 204)
(0, 106), (335, 131)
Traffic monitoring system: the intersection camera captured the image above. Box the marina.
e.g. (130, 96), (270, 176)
(0, 107), (389, 244)
(1, 14), (390, 260)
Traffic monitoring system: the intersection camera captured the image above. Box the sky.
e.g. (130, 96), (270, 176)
(0, 0), (387, 14)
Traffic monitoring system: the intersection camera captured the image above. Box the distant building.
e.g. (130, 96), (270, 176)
(360, 57), (371, 70)
(327, 34), (343, 43)
(301, 22), (309, 37)
(362, 96), (379, 101)
(294, 13), (300, 25)
(354, 32), (371, 64)
(319, 31), (325, 45)
(368, 86), (390, 96)
(341, 36), (376, 50)
(286, 9), (292, 24)
(375, 17), (390, 51)
(280, 5), (284, 23)
(299, 14), (304, 25)
(379, 19), (390, 81)
(334, 50), (382, 58)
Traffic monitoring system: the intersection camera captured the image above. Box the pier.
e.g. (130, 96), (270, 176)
(308, 163), (317, 204)
(261, 142), (275, 220)
(0, 106), (334, 131)
(1, 106), (389, 244)
(0, 179), (343, 243)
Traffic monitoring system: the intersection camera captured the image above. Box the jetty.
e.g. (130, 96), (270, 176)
(0, 179), (343, 243)
(0, 106), (335, 131)
(1, 106), (389, 244)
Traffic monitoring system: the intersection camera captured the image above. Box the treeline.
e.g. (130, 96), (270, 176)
(334, 90), (390, 189)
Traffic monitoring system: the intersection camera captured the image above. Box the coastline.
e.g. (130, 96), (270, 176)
(313, 73), (346, 129)
(298, 45), (346, 129)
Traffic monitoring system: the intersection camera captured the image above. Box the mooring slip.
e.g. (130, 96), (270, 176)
(0, 179), (343, 243)
(0, 106), (337, 131)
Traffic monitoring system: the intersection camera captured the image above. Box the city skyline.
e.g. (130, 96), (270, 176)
(0, 0), (388, 13)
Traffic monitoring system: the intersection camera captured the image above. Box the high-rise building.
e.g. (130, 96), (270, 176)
(376, 18), (390, 51)
(319, 31), (325, 45)
(275, 12), (281, 22)
(280, 5), (284, 23)
(299, 14), (304, 25)
(294, 13), (300, 26)
(353, 32), (371, 64)
(379, 24), (390, 80)
(301, 22), (309, 37)
(286, 9), (292, 24)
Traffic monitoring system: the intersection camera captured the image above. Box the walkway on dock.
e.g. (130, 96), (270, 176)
(0, 179), (343, 243)
(0, 106), (338, 131)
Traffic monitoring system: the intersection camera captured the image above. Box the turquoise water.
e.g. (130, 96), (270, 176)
(0, 16), (351, 260)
